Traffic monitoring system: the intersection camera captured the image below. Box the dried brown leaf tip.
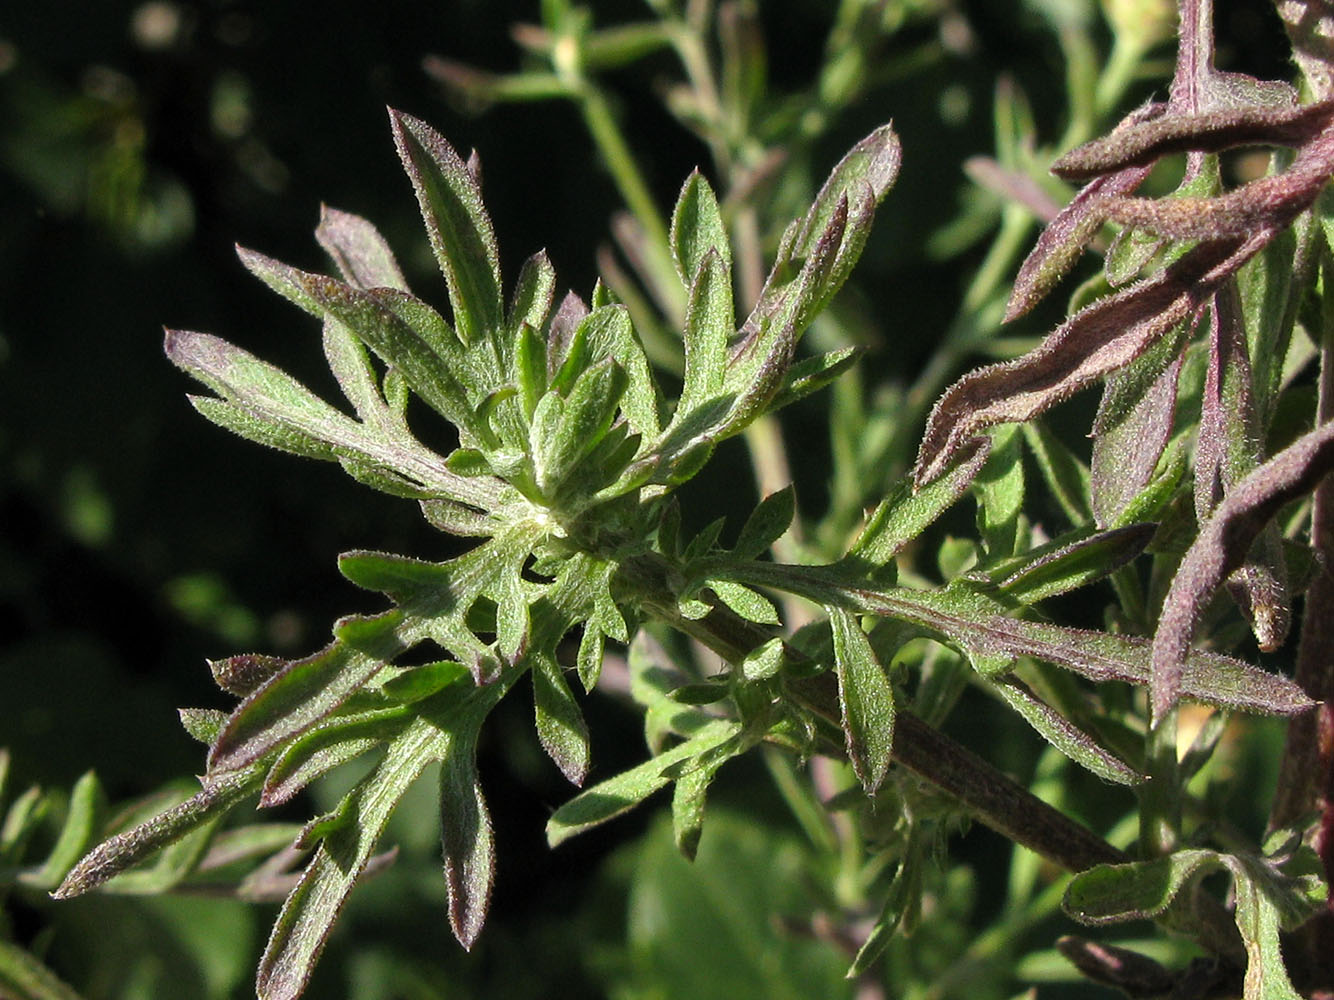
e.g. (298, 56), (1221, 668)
(914, 0), (1334, 487)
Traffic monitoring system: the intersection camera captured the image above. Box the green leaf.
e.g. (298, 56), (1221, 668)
(256, 717), (449, 1000)
(767, 347), (859, 412)
(847, 438), (990, 567)
(179, 707), (228, 743)
(732, 486), (796, 561)
(740, 637), (785, 681)
(380, 660), (471, 703)
(996, 522), (1155, 604)
(507, 250), (556, 343)
(1, 786), (47, 862)
(576, 622), (606, 692)
(578, 303), (660, 439)
(389, 109), (504, 346)
(670, 170), (732, 287)
(546, 719), (740, 846)
(677, 249), (734, 423)
(315, 205), (410, 292)
(1063, 847), (1322, 1000)
(55, 766), (264, 899)
(974, 425), (1025, 557)
(0, 940), (85, 1000)
(545, 359), (628, 496)
(440, 736), (495, 950)
(670, 764), (711, 861)
(165, 330), (352, 462)
(828, 606), (895, 794)
(987, 676), (1142, 784)
(321, 317), (393, 427)
(261, 705), (412, 806)
(514, 322), (547, 421)
(848, 826), (925, 976)
(1022, 422), (1093, 526)
(532, 653), (591, 785)
(207, 613), (405, 775)
(707, 578), (780, 625)
(18, 771), (106, 890)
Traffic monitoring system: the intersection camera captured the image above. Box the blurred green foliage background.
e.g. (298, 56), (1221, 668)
(0, 2), (1296, 997)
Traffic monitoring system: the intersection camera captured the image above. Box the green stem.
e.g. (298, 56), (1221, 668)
(620, 554), (1125, 873)
(576, 84), (684, 318)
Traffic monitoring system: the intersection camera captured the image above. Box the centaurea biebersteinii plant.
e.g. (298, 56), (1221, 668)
(49, 1), (1334, 996)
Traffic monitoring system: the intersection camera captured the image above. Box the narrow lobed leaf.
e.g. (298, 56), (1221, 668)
(532, 653), (591, 785)
(315, 205), (410, 292)
(440, 738), (495, 950)
(389, 109), (504, 346)
(1051, 97), (1333, 181)
(670, 170), (732, 287)
(546, 719), (740, 847)
(915, 235), (1259, 487)
(54, 766), (263, 899)
(256, 719), (448, 1000)
(828, 606), (896, 794)
(1151, 418), (1334, 720)
(208, 614), (405, 776)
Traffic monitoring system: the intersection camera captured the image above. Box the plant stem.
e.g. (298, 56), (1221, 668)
(1267, 249), (1334, 991)
(573, 82), (684, 320)
(622, 555), (1123, 871)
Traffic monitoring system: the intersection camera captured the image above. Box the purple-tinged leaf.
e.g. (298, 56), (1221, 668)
(1090, 317), (1190, 527)
(915, 235), (1257, 487)
(964, 156), (1064, 224)
(1151, 419), (1334, 720)
(261, 706), (411, 806)
(207, 613), (405, 776)
(996, 522), (1156, 603)
(828, 606), (895, 794)
(54, 766), (262, 899)
(1005, 166), (1151, 323)
(546, 291), (589, 379)
(1051, 98), (1332, 181)
(532, 653), (590, 785)
(234, 250), (477, 429)
(988, 676), (1143, 785)
(1194, 285), (1254, 516)
(546, 719), (740, 847)
(209, 652), (287, 697)
(736, 564), (1314, 716)
(787, 123), (901, 265)
(388, 109), (504, 346)
(1193, 280), (1292, 652)
(440, 740), (494, 949)
(255, 718), (447, 1000)
(314, 206), (410, 292)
